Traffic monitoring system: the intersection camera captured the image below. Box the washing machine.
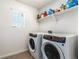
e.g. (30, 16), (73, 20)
(28, 32), (42, 59)
(41, 33), (78, 59)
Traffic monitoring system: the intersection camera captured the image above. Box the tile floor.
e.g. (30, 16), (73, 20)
(2, 51), (34, 59)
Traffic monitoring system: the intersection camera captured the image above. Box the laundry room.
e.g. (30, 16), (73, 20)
(0, 0), (78, 59)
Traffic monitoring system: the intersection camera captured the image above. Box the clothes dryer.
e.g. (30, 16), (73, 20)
(41, 33), (78, 59)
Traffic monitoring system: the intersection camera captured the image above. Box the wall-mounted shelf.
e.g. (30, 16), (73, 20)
(54, 5), (78, 16)
(37, 5), (78, 22)
(38, 14), (55, 22)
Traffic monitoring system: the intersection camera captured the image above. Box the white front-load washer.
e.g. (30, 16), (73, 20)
(28, 32), (42, 59)
(41, 33), (78, 59)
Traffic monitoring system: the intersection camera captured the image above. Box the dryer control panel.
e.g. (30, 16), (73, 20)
(43, 35), (66, 43)
(29, 33), (37, 37)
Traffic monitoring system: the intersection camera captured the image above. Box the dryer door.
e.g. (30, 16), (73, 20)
(29, 38), (35, 52)
(41, 42), (65, 59)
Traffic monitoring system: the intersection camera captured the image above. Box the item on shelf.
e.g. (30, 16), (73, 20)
(55, 8), (61, 13)
(66, 0), (78, 8)
(41, 13), (44, 18)
(66, 0), (78, 4)
(66, 2), (73, 8)
(73, 0), (78, 5)
(43, 11), (48, 17)
(48, 9), (55, 15)
(60, 4), (67, 10)
(37, 14), (41, 19)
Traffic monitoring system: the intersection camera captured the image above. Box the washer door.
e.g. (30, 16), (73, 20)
(42, 42), (65, 59)
(29, 38), (35, 52)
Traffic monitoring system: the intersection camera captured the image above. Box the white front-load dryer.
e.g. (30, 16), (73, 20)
(28, 32), (42, 59)
(41, 33), (78, 59)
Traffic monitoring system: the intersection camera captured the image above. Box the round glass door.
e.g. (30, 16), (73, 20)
(29, 38), (35, 50)
(44, 44), (60, 59)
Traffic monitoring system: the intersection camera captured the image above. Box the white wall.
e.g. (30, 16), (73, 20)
(0, 0), (39, 58)
(39, 1), (78, 34)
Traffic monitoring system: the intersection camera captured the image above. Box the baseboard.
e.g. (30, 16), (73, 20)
(0, 49), (28, 59)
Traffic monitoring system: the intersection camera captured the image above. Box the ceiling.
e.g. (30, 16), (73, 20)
(16, 0), (56, 9)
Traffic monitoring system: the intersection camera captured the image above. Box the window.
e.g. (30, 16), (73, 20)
(10, 8), (25, 28)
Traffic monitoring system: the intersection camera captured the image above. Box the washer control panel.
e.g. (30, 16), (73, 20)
(43, 35), (66, 43)
(29, 33), (37, 37)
